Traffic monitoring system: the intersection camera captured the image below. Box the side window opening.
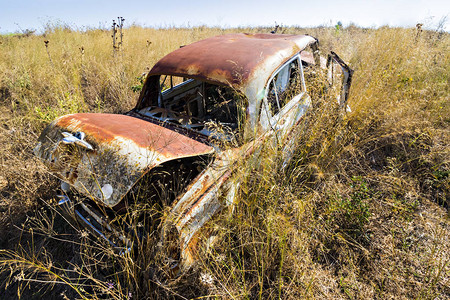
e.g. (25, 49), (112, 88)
(267, 57), (304, 116)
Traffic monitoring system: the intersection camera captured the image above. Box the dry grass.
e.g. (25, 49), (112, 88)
(0, 24), (448, 299)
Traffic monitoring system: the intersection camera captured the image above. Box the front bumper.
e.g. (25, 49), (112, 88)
(57, 195), (132, 254)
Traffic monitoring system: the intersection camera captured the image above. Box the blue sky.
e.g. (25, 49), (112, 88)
(0, 0), (448, 33)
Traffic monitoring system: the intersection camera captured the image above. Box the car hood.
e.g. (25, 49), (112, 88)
(34, 113), (214, 207)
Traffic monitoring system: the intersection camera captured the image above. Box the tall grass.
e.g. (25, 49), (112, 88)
(0, 24), (448, 299)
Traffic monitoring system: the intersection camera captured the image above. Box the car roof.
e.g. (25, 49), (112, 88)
(147, 33), (317, 90)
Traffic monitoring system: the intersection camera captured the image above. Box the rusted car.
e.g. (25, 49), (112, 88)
(34, 33), (352, 269)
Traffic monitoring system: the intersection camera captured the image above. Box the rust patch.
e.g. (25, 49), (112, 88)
(300, 51), (315, 65)
(55, 113), (213, 158)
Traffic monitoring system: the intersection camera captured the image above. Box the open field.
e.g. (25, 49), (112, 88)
(0, 25), (449, 299)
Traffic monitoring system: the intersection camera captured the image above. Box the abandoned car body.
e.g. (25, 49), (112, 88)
(34, 33), (353, 268)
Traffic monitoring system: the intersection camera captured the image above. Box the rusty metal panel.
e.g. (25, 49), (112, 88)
(300, 51), (315, 65)
(34, 113), (214, 207)
(162, 141), (265, 268)
(162, 152), (234, 267)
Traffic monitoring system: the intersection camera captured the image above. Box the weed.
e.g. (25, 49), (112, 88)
(111, 17), (125, 53)
(130, 74), (146, 92)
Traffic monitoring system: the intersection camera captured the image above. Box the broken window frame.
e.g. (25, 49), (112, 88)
(260, 53), (307, 128)
(267, 54), (306, 114)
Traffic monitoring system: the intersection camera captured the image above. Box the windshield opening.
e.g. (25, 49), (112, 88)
(137, 76), (246, 141)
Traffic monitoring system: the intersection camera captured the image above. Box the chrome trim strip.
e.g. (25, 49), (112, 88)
(74, 210), (118, 247)
(56, 194), (131, 254)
